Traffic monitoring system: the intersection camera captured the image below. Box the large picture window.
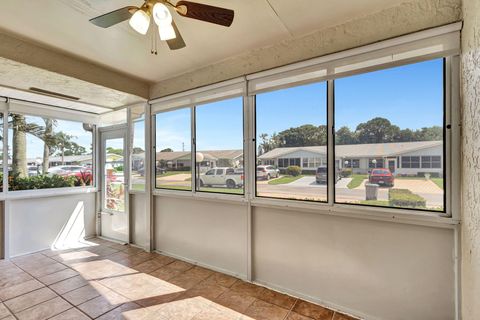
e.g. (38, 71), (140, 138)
(256, 82), (328, 202)
(8, 113), (94, 191)
(155, 108), (192, 191)
(334, 59), (445, 211)
(195, 97), (244, 195)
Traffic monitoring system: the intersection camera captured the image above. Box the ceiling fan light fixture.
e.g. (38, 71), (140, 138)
(158, 23), (176, 41)
(153, 3), (173, 26)
(129, 9), (150, 35)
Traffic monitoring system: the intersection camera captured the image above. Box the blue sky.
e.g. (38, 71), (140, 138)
(11, 59), (441, 157)
(156, 59), (444, 151)
(8, 116), (93, 160)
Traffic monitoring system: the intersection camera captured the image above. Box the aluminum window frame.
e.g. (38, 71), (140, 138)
(3, 99), (97, 195)
(150, 23), (461, 224)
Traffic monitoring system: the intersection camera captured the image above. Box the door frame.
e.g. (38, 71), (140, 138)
(98, 124), (130, 242)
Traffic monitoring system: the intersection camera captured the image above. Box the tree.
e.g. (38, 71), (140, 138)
(11, 115), (28, 177)
(106, 147), (123, 156)
(355, 117), (400, 144)
(415, 126), (443, 141)
(258, 133), (277, 154)
(335, 126), (357, 145)
(51, 132), (77, 164)
(42, 118), (54, 174)
(276, 125), (327, 147)
(160, 148), (173, 152)
(133, 147), (145, 154)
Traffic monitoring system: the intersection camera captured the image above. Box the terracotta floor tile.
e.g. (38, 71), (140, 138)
(153, 254), (176, 266)
(0, 272), (33, 290)
(292, 300), (335, 320)
(4, 287), (57, 313)
(177, 280), (229, 301)
(287, 311), (316, 320)
(191, 303), (244, 320)
(100, 272), (184, 301)
(70, 259), (137, 280)
(244, 299), (290, 320)
(49, 307), (91, 320)
(0, 279), (44, 301)
(62, 283), (105, 306)
(167, 260), (194, 272)
(121, 246), (144, 254)
(49, 275), (89, 295)
(15, 296), (71, 320)
(150, 266), (183, 281)
(333, 312), (360, 320)
(169, 272), (205, 290)
(27, 262), (67, 278)
(0, 302), (13, 318)
(230, 280), (266, 299)
(261, 287), (297, 309)
(145, 296), (209, 320)
(77, 289), (129, 318)
(214, 290), (256, 314)
(133, 259), (165, 274)
(96, 302), (146, 320)
(203, 272), (238, 288)
(184, 266), (214, 280)
(38, 268), (78, 285)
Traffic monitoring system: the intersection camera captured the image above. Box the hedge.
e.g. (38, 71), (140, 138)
(389, 188), (426, 208)
(340, 168), (353, 178)
(286, 165), (302, 177)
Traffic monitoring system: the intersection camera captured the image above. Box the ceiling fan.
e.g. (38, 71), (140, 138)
(89, 0), (234, 52)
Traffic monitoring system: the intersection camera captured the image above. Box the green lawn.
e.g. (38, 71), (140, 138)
(431, 178), (444, 190)
(268, 175), (304, 185)
(156, 185), (191, 191)
(347, 174), (368, 189)
(156, 171), (190, 177)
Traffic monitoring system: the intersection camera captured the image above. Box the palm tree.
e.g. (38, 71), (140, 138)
(42, 118), (55, 174)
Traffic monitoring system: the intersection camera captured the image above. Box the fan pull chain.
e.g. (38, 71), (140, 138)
(155, 31), (158, 55)
(150, 30), (154, 55)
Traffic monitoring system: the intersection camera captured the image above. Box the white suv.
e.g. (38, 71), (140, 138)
(256, 165), (280, 180)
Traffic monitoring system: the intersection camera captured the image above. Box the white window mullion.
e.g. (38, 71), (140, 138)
(327, 80), (335, 205)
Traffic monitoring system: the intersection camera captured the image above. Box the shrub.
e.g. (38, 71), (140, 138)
(340, 168), (353, 178)
(286, 165), (302, 176)
(8, 172), (77, 191)
(389, 188), (426, 208)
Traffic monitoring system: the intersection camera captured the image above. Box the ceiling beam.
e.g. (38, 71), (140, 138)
(0, 29), (150, 99)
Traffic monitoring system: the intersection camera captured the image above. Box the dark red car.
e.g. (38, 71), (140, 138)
(369, 168), (394, 187)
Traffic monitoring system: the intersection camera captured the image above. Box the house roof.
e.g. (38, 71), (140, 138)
(156, 150), (243, 162)
(258, 141), (442, 159)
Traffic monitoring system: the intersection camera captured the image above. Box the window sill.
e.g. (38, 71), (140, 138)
(251, 197), (458, 228)
(1, 187), (97, 201)
(153, 189), (248, 205)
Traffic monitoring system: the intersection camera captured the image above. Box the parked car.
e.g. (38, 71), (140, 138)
(48, 165), (93, 182)
(28, 166), (40, 177)
(199, 167), (244, 188)
(315, 166), (341, 184)
(369, 168), (394, 187)
(256, 165), (280, 180)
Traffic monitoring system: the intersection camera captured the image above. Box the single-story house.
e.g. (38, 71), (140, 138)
(156, 149), (244, 172)
(258, 140), (443, 177)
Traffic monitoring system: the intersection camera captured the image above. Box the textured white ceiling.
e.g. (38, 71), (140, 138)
(0, 0), (406, 83)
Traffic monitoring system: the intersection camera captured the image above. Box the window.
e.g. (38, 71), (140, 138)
(401, 156), (420, 168)
(334, 59), (445, 211)
(421, 156), (441, 168)
(130, 106), (145, 191)
(368, 158), (384, 169)
(343, 158), (360, 168)
(256, 81), (327, 202)
(195, 97), (244, 195)
(155, 108), (191, 191)
(8, 113), (94, 191)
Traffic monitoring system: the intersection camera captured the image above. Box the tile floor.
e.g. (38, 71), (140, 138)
(0, 238), (360, 320)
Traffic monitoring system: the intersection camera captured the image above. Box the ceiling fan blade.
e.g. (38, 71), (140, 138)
(166, 21), (186, 50)
(89, 6), (137, 28)
(175, 1), (234, 27)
